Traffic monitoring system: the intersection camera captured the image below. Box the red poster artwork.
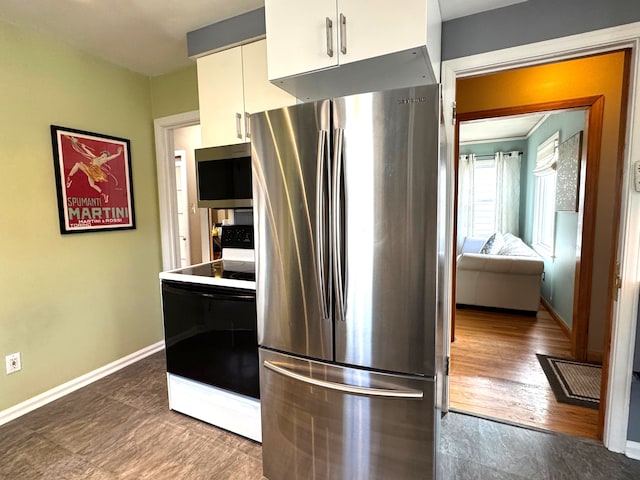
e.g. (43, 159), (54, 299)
(51, 125), (135, 233)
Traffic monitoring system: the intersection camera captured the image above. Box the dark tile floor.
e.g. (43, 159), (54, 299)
(1, 351), (639, 479)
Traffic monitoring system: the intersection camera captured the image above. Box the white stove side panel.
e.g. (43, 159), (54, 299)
(167, 373), (262, 443)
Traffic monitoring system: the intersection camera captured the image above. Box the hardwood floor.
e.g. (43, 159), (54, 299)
(450, 305), (600, 440)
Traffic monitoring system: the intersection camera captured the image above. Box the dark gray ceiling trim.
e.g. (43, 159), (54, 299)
(442, 0), (640, 61)
(187, 7), (266, 58)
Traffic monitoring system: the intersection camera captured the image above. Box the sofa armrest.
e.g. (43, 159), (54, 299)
(457, 253), (544, 275)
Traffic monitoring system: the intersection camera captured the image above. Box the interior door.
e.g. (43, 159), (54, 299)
(251, 100), (333, 361)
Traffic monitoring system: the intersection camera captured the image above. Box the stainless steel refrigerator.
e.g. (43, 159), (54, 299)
(251, 84), (444, 480)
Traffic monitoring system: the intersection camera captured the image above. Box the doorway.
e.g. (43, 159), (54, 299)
(450, 106), (600, 438)
(445, 49), (631, 443)
(154, 111), (205, 271)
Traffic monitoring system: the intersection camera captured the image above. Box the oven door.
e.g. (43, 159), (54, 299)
(161, 280), (259, 399)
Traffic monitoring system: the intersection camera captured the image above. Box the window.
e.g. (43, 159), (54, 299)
(471, 159), (497, 237)
(532, 132), (559, 257)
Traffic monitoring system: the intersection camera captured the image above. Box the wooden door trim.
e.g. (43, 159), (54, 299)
(573, 96), (605, 362)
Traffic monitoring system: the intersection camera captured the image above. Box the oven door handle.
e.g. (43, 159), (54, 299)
(162, 283), (255, 302)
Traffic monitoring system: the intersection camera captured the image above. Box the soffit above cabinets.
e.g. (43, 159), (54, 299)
(440, 0), (528, 21)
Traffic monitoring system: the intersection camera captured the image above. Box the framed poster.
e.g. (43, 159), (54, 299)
(51, 125), (136, 234)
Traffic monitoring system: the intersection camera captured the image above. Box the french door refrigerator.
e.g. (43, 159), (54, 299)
(251, 84), (444, 480)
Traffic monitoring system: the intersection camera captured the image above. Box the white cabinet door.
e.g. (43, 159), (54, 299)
(198, 40), (296, 147)
(266, 0), (433, 81)
(242, 40), (297, 118)
(265, 0), (338, 80)
(197, 47), (245, 146)
(338, 0), (427, 65)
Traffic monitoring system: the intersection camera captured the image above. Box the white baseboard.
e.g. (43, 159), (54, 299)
(626, 440), (640, 460)
(0, 341), (164, 426)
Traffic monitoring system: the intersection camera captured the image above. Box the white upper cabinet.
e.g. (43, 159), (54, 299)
(265, 0), (441, 99)
(241, 40), (297, 117)
(197, 39), (296, 147)
(197, 47), (244, 147)
(265, 0), (339, 80)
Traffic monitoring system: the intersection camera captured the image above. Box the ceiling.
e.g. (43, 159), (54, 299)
(0, 0), (528, 77)
(459, 113), (547, 144)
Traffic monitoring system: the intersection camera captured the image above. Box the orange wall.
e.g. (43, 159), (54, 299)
(457, 50), (629, 354)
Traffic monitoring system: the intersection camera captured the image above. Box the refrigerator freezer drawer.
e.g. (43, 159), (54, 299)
(259, 349), (437, 480)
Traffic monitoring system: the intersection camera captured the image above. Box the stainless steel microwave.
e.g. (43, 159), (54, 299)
(195, 143), (252, 208)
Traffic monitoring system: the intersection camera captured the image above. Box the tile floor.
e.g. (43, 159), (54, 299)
(1, 351), (639, 479)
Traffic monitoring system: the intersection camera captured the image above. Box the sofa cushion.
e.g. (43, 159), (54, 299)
(480, 232), (505, 254)
(457, 253), (544, 275)
(498, 235), (539, 257)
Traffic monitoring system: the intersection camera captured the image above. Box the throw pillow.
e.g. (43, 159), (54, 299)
(498, 237), (538, 257)
(480, 232), (505, 254)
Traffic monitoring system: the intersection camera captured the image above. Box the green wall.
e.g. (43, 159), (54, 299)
(0, 20), (165, 411)
(523, 110), (586, 328)
(150, 65), (199, 119)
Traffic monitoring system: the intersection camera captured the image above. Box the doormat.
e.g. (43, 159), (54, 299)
(536, 354), (601, 410)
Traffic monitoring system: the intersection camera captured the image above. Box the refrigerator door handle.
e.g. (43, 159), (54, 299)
(332, 127), (346, 322)
(316, 129), (330, 321)
(264, 360), (424, 399)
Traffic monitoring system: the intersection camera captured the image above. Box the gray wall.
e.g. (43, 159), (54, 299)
(442, 0), (640, 61)
(628, 295), (640, 442)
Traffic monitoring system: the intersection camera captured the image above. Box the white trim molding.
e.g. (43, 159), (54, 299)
(442, 22), (640, 453)
(153, 110), (200, 272)
(627, 441), (640, 461)
(0, 341), (164, 426)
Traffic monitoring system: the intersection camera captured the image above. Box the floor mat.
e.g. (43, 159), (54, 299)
(536, 354), (601, 409)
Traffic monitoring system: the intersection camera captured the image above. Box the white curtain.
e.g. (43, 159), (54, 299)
(457, 154), (476, 251)
(458, 151), (521, 250)
(495, 151), (521, 235)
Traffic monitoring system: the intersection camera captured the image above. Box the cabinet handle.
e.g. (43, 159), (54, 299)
(235, 112), (242, 139)
(339, 13), (347, 55)
(325, 17), (334, 57)
(245, 112), (251, 139)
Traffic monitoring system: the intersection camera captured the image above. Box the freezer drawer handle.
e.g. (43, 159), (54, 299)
(264, 361), (424, 399)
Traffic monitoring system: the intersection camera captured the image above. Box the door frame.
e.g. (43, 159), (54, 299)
(154, 110), (200, 271)
(442, 23), (640, 454)
(174, 149), (191, 267)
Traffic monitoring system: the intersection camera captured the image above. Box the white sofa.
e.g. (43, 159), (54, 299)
(456, 233), (544, 313)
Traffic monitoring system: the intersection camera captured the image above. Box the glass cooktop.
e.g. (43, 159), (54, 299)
(174, 260), (255, 282)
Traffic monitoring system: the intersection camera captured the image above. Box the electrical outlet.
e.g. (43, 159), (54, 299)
(5, 352), (21, 374)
